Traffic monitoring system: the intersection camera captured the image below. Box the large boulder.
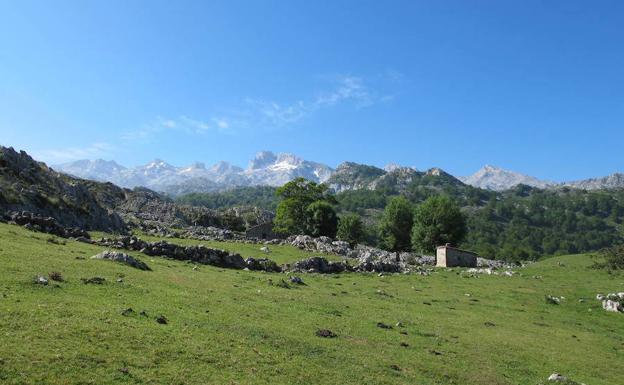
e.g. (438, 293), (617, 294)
(91, 250), (151, 271)
(245, 257), (282, 272)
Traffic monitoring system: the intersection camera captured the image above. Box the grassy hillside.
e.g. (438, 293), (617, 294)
(0, 222), (622, 384)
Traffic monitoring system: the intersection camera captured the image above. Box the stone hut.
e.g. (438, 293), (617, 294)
(436, 244), (477, 267)
(245, 222), (284, 240)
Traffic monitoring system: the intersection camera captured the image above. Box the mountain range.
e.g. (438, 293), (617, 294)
(54, 152), (624, 195)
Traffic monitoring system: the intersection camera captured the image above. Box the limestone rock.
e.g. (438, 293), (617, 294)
(91, 250), (151, 271)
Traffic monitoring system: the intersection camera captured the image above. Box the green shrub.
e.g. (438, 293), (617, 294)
(591, 244), (624, 272)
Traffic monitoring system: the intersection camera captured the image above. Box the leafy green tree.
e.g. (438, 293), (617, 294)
(273, 178), (336, 235)
(378, 196), (414, 252)
(411, 195), (466, 253)
(305, 201), (338, 237)
(336, 213), (365, 246)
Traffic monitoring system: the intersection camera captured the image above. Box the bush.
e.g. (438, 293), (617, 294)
(48, 271), (64, 282)
(336, 214), (365, 247)
(592, 244), (624, 272)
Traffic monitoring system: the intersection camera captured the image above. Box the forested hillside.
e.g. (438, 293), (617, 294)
(177, 176), (624, 260)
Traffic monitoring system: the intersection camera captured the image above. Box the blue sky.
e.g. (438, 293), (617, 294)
(1, 0), (622, 181)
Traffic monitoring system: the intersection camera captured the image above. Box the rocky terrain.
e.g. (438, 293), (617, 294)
(0, 146), (259, 232)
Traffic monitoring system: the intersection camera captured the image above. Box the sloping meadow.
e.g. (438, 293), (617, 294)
(0, 222), (622, 384)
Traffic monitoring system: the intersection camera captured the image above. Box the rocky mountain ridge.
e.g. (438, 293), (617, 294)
(55, 151), (333, 195)
(461, 165), (624, 191)
(54, 153), (624, 194)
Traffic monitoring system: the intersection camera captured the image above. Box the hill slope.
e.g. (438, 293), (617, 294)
(0, 222), (621, 384)
(0, 146), (246, 231)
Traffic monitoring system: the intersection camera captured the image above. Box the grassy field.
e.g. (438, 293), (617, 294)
(1, 222), (623, 384)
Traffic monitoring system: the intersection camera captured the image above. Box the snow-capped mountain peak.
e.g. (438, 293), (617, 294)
(248, 151), (278, 170)
(54, 151), (334, 195)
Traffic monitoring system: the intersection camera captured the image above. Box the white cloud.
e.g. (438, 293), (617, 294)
(37, 142), (115, 164)
(41, 73), (400, 160)
(241, 74), (390, 127)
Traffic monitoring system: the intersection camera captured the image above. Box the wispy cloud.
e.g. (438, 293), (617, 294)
(38, 73), (401, 162)
(244, 75), (391, 127)
(37, 142), (115, 164)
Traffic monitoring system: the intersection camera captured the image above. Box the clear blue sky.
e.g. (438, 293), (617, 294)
(1, 0), (622, 181)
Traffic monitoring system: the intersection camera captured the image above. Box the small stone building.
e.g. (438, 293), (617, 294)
(245, 222), (285, 240)
(436, 244), (477, 267)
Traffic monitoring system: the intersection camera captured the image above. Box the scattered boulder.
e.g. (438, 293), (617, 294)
(245, 257), (281, 272)
(33, 275), (49, 286)
(546, 373), (584, 384)
(545, 295), (562, 305)
(596, 293), (623, 313)
(91, 250), (151, 271)
(121, 308), (135, 316)
(155, 315), (168, 324)
(376, 322), (393, 329)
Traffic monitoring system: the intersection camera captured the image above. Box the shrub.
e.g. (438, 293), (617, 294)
(336, 214), (365, 246)
(591, 244), (624, 272)
(48, 271), (64, 282)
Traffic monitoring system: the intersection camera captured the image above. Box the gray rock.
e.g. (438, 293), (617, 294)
(34, 275), (49, 285)
(602, 299), (623, 312)
(548, 373), (567, 382)
(91, 250), (151, 271)
(291, 256), (349, 274)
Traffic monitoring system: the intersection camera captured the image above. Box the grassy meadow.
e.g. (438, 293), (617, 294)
(0, 222), (622, 384)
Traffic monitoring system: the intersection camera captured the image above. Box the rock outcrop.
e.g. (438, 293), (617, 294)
(3, 211), (90, 239)
(92, 236), (281, 272)
(91, 250), (151, 270)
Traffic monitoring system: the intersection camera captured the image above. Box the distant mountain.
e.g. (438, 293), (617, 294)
(55, 151), (334, 195)
(563, 173), (624, 190)
(327, 162), (387, 192)
(54, 155), (624, 196)
(327, 162), (463, 193)
(460, 165), (624, 191)
(54, 159), (127, 182)
(243, 152), (333, 186)
(460, 165), (553, 191)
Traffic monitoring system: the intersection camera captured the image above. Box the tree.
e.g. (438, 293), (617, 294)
(411, 195), (466, 253)
(273, 178), (336, 235)
(378, 196), (413, 252)
(336, 213), (365, 246)
(305, 201), (338, 237)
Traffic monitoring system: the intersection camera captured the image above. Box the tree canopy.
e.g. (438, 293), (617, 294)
(411, 195), (466, 253)
(273, 178), (337, 236)
(378, 196), (413, 252)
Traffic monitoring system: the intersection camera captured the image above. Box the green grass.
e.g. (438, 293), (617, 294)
(1, 222), (623, 384)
